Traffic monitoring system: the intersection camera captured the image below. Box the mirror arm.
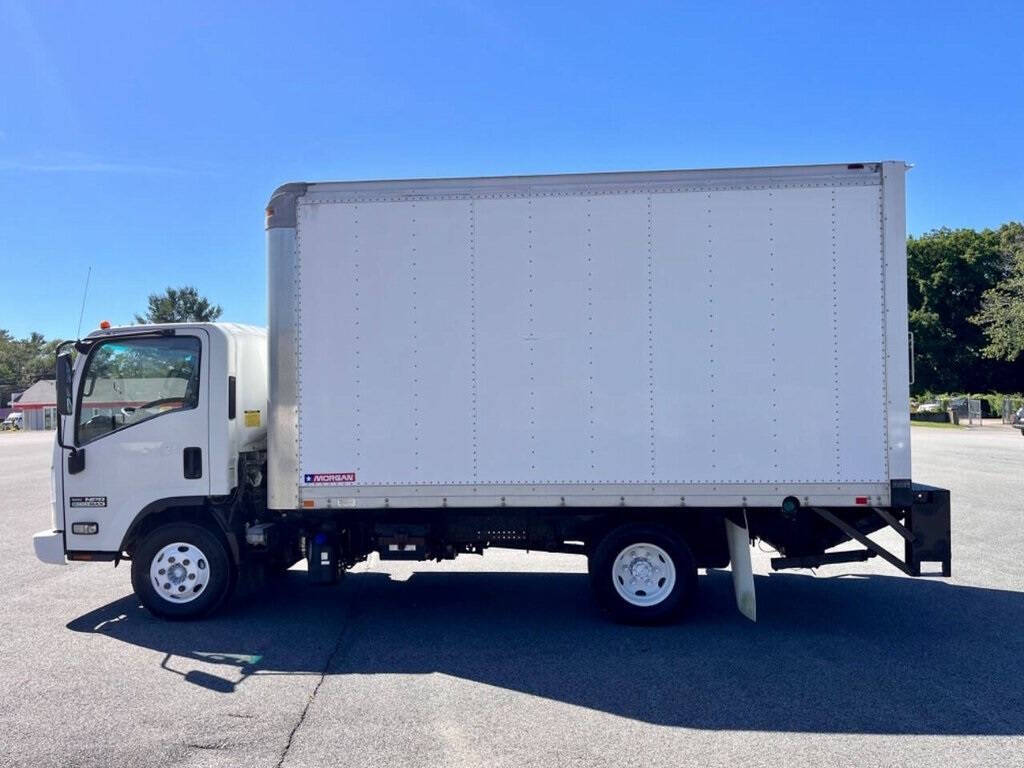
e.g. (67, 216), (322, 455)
(55, 402), (76, 453)
(56, 412), (73, 455)
(55, 343), (76, 453)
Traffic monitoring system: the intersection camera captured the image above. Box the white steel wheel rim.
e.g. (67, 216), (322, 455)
(611, 542), (677, 607)
(150, 542), (210, 604)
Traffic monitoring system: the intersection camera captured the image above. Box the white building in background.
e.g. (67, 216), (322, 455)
(10, 380), (57, 430)
(11, 378), (181, 432)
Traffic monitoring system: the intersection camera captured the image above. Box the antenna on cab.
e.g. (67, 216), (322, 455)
(75, 266), (92, 339)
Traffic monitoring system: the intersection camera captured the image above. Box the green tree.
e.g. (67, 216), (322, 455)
(0, 330), (21, 406)
(907, 227), (1010, 392)
(970, 222), (1024, 361)
(20, 333), (63, 385)
(0, 330), (64, 406)
(134, 286), (222, 324)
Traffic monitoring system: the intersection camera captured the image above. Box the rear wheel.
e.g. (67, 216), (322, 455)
(589, 523), (697, 624)
(130, 522), (235, 620)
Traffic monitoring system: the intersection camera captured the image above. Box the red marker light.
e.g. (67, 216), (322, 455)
(855, 496), (869, 505)
(99, 320), (111, 330)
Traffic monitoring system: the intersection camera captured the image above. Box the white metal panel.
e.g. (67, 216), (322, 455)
(520, 197), (591, 481)
(882, 162), (911, 480)
(267, 227), (300, 509)
(583, 194), (650, 481)
(340, 201), (418, 483)
(285, 162), (897, 504)
(402, 200), (475, 482)
(650, 190), (715, 481)
(649, 185), (886, 486)
(477, 194), (653, 484)
(297, 199), (477, 485)
(769, 187), (839, 482)
(473, 197), (535, 481)
(296, 202), (361, 481)
(202, 327), (233, 495)
(835, 184), (888, 481)
(702, 190), (777, 482)
(474, 195), (651, 484)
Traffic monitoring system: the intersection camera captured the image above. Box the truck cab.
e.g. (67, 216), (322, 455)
(33, 323), (268, 615)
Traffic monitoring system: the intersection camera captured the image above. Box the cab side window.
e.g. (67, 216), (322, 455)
(76, 336), (202, 445)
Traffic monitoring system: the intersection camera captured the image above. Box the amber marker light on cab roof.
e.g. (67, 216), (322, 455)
(99, 320), (111, 329)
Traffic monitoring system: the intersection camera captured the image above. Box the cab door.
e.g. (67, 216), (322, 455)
(60, 330), (210, 554)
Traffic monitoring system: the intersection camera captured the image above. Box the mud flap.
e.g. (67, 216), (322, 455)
(725, 518), (756, 622)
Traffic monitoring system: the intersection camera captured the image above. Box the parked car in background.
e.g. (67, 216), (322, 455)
(1, 412), (22, 431)
(1013, 407), (1024, 436)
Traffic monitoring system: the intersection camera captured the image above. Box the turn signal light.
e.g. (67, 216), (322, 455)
(71, 522), (99, 535)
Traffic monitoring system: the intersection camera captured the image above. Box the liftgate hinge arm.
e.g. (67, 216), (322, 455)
(809, 507), (914, 576)
(869, 506), (916, 544)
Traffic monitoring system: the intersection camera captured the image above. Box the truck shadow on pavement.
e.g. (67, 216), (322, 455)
(68, 568), (1024, 735)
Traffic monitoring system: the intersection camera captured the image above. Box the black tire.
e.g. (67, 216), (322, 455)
(130, 522), (235, 620)
(589, 523), (697, 624)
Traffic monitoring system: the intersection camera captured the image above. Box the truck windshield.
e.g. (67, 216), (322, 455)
(76, 336), (201, 445)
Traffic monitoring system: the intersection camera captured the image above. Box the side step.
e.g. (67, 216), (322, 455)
(771, 549), (876, 571)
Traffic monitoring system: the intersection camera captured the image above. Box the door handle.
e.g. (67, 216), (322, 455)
(183, 447), (203, 479)
(68, 448), (86, 475)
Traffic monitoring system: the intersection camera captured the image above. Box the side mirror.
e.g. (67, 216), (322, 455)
(57, 352), (74, 416)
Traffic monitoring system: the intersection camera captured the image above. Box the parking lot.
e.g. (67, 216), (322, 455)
(0, 425), (1021, 768)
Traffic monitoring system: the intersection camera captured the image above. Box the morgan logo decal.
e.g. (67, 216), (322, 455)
(304, 472), (356, 484)
(70, 496), (107, 508)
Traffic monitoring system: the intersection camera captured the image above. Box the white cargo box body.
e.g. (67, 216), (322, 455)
(267, 162), (910, 510)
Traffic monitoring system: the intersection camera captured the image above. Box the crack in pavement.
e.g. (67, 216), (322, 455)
(275, 572), (367, 768)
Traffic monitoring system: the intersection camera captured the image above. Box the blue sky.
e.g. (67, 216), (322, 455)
(2, 0), (1022, 339)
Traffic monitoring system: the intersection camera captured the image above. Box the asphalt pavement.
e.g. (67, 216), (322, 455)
(0, 425), (1021, 767)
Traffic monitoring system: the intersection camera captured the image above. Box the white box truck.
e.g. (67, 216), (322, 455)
(34, 162), (951, 623)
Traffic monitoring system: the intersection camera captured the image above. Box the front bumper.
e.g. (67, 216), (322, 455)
(33, 530), (66, 565)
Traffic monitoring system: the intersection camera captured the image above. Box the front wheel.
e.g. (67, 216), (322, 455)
(130, 522), (235, 620)
(589, 523), (697, 624)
